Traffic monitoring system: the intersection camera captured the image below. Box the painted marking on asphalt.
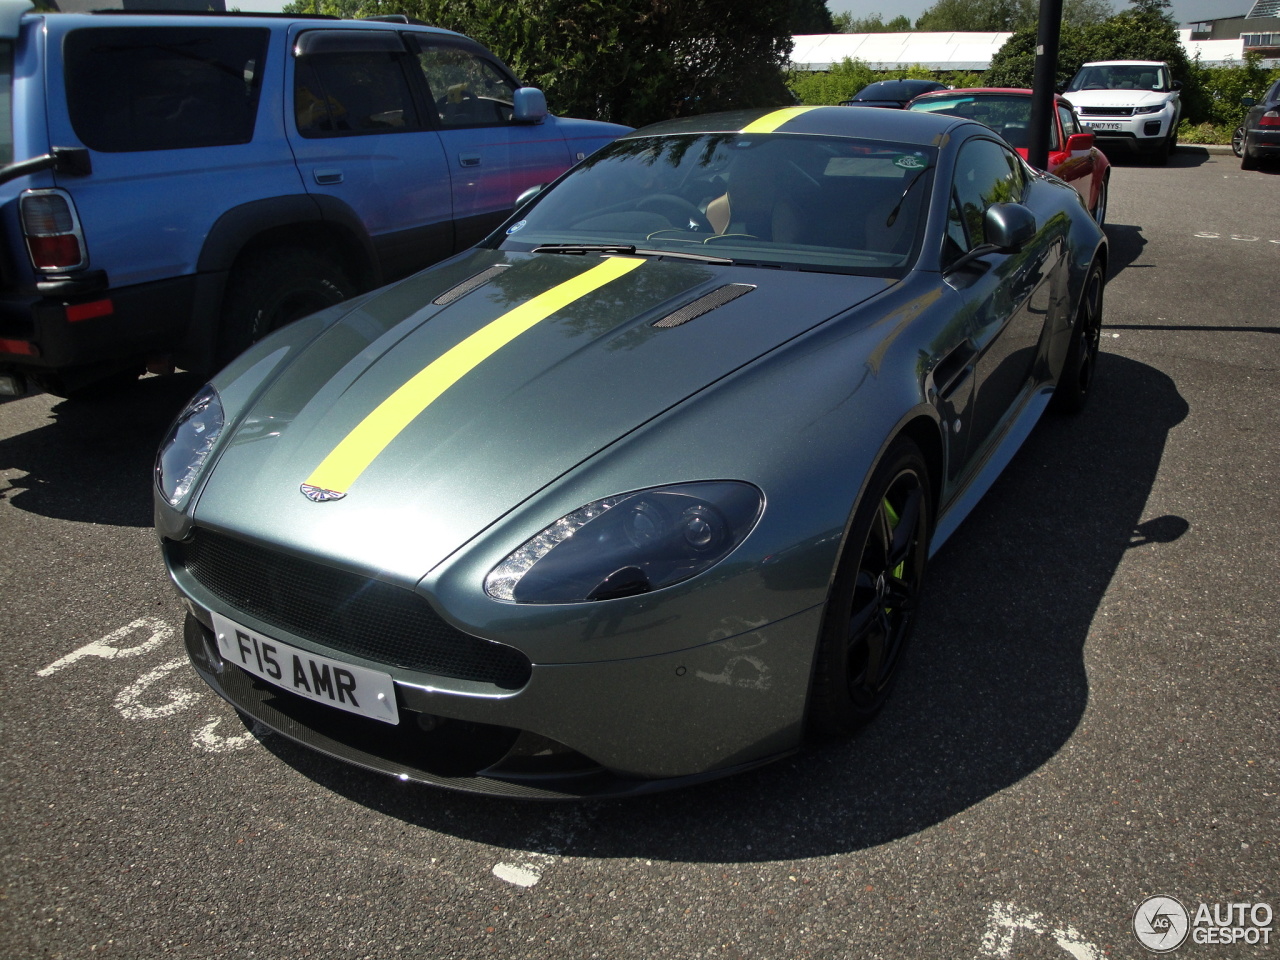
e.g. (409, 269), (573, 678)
(1193, 231), (1280, 243)
(977, 902), (1102, 959)
(37, 616), (172, 676)
(490, 808), (587, 887)
(39, 617), (261, 753)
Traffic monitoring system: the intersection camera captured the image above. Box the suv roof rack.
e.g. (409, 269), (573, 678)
(361, 14), (428, 25)
(90, 9), (338, 19)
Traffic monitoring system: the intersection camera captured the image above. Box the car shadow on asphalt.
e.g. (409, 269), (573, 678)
(0, 372), (203, 526)
(255, 352), (1190, 862)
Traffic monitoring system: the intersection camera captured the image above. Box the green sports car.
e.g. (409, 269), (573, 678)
(155, 105), (1107, 798)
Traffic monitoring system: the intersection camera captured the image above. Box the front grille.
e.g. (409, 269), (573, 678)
(1079, 106), (1135, 117)
(173, 529), (531, 689)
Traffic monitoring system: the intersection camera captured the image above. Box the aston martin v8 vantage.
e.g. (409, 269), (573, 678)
(156, 106), (1108, 798)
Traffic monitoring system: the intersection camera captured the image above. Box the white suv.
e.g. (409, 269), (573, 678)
(1062, 60), (1182, 165)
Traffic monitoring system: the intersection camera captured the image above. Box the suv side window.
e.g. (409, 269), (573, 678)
(63, 27), (268, 152)
(294, 31), (421, 137)
(946, 137), (1025, 260)
(409, 40), (517, 128)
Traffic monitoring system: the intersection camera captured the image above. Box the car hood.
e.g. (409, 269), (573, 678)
(1064, 89), (1173, 109)
(193, 250), (892, 582)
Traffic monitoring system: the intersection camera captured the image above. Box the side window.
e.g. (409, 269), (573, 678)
(1058, 104), (1082, 139)
(63, 27), (268, 152)
(947, 138), (1025, 258)
(410, 40), (517, 128)
(294, 51), (420, 137)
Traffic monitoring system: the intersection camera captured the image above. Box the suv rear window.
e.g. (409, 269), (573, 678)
(63, 27), (269, 152)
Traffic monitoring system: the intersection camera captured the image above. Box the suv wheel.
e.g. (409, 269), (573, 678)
(219, 247), (354, 365)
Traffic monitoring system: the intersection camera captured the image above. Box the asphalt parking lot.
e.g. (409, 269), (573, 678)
(1, 147), (1276, 959)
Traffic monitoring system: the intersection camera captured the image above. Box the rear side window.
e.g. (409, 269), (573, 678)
(64, 27), (268, 152)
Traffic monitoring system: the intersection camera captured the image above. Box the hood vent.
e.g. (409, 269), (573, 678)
(432, 264), (511, 306)
(653, 283), (756, 329)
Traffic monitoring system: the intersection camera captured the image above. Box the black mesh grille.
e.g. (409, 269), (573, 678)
(1078, 106), (1135, 117)
(173, 529), (531, 689)
(652, 283), (756, 329)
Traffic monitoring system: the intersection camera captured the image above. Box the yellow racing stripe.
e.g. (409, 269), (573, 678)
(741, 106), (820, 134)
(303, 256), (645, 497)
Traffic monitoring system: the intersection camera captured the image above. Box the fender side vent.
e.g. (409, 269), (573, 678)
(652, 283), (756, 328)
(432, 264), (511, 306)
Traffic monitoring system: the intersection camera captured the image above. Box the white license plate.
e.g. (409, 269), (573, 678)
(1086, 121), (1122, 131)
(212, 612), (400, 725)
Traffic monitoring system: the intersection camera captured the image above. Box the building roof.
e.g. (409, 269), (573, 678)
(791, 30), (1277, 71)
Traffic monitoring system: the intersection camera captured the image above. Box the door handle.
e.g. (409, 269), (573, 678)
(313, 169), (343, 185)
(458, 153), (481, 167)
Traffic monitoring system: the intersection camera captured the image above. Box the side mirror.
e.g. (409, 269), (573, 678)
(513, 87), (548, 124)
(1064, 131), (1095, 153)
(1242, 96), (1257, 107)
(1172, 80), (1182, 91)
(985, 203), (1037, 253)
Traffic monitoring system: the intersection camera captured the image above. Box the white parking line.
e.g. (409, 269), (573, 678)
(977, 901), (1102, 960)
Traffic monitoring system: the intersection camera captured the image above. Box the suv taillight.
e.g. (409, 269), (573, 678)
(20, 189), (88, 272)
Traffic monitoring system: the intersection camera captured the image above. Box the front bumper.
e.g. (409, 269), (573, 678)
(181, 591), (822, 798)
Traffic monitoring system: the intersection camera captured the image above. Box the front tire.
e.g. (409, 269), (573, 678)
(218, 246), (354, 366)
(1091, 175), (1109, 227)
(1051, 260), (1105, 414)
(808, 437), (932, 739)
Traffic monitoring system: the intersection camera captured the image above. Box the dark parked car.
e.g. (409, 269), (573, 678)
(158, 105), (1107, 798)
(841, 78), (948, 109)
(1240, 79), (1280, 170)
(907, 88), (1112, 225)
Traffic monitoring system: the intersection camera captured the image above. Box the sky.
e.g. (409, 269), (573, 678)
(235, 0), (1256, 26)
(824, 0), (1255, 28)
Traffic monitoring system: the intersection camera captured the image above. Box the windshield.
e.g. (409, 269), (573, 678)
(908, 94), (1058, 151)
(492, 133), (937, 277)
(1066, 64), (1170, 93)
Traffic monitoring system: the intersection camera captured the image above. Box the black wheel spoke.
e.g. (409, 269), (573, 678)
(886, 486), (923, 568)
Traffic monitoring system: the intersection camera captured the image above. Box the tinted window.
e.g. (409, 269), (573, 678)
(295, 52), (420, 137)
(1058, 104), (1081, 142)
(948, 138), (1025, 254)
(64, 28), (268, 152)
(410, 40), (516, 128)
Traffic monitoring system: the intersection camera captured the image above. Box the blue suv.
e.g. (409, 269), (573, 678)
(0, 2), (629, 396)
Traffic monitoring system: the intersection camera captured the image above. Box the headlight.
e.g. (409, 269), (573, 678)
(1133, 104), (1165, 115)
(485, 481), (763, 603)
(155, 383), (225, 507)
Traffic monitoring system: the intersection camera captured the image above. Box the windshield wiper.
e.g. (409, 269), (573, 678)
(532, 243), (732, 265)
(633, 248), (733, 264)
(532, 243), (637, 255)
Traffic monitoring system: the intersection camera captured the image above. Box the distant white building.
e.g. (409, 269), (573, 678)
(791, 24), (1276, 73)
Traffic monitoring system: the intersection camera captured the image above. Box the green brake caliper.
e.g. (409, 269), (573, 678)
(884, 498), (905, 581)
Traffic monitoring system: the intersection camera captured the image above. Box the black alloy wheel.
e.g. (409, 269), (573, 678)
(1051, 260), (1105, 414)
(808, 437), (931, 738)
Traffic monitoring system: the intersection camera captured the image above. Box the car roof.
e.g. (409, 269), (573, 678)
(26, 9), (465, 41)
(852, 79), (947, 98)
(910, 88), (1069, 103)
(1080, 60), (1166, 67)
(625, 105), (972, 148)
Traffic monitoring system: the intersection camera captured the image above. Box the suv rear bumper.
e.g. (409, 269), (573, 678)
(0, 272), (198, 372)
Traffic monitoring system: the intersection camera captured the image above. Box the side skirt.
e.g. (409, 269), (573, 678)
(930, 385), (1054, 557)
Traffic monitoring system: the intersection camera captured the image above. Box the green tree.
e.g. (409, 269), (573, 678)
(282, 0), (796, 128)
(790, 0), (835, 34)
(983, 22), (1092, 88)
(831, 12), (914, 33)
(786, 56), (876, 105)
(915, 0), (1112, 31)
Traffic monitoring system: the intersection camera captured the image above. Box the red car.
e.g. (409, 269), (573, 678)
(907, 88), (1111, 226)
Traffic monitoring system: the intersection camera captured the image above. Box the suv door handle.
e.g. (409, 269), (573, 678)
(458, 153), (481, 167)
(313, 169), (343, 185)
